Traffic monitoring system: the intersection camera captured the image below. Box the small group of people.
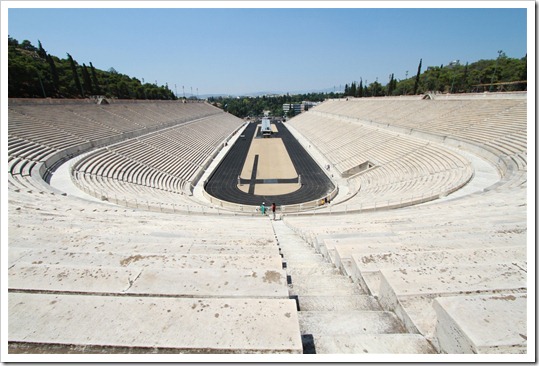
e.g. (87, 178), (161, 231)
(260, 202), (277, 220)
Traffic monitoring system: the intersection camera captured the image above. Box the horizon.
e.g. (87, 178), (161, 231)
(4, 2), (530, 96)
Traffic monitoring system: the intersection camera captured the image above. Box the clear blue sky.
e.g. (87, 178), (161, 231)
(6, 4), (529, 96)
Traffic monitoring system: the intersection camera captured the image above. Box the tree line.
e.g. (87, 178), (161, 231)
(342, 53), (526, 98)
(208, 93), (332, 119)
(210, 51), (526, 119)
(9, 36), (526, 114)
(8, 37), (176, 99)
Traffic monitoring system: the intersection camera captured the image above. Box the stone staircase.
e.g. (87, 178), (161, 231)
(270, 219), (435, 354)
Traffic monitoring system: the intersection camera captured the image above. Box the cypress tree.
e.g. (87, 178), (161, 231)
(67, 53), (84, 97)
(46, 53), (59, 94)
(350, 82), (357, 97)
(413, 58), (422, 95)
(387, 73), (395, 96)
(461, 62), (469, 93)
(82, 63), (93, 95)
(89, 62), (101, 95)
(37, 40), (47, 59)
(358, 79), (363, 98)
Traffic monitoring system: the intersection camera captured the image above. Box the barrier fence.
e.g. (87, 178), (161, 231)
(202, 184), (339, 214)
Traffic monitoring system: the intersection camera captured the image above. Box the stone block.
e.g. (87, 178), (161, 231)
(433, 294), (527, 354)
(9, 293), (302, 353)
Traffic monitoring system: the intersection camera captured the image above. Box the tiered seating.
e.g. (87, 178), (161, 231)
(8, 100), (303, 354)
(311, 97), (527, 171)
(72, 112), (243, 199)
(283, 94), (528, 354)
(8, 108), (88, 150)
(8, 189), (302, 353)
(288, 110), (473, 211)
(7, 93), (528, 356)
(283, 182), (527, 353)
(7, 100), (235, 196)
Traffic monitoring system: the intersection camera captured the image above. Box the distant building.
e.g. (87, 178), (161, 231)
(302, 101), (320, 110)
(282, 101), (320, 115)
(282, 103), (302, 115)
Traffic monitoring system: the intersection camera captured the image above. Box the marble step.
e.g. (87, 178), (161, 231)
(297, 295), (382, 312)
(312, 333), (436, 354)
(9, 292), (302, 354)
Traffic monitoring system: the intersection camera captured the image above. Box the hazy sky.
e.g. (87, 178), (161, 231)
(6, 2), (529, 96)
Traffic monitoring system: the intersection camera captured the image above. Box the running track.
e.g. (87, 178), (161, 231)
(204, 121), (335, 206)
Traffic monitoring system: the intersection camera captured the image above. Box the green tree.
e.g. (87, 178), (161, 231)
(8, 36), (19, 46)
(81, 63), (93, 95)
(46, 53), (60, 94)
(459, 62), (469, 93)
(8, 37), (178, 99)
(37, 40), (47, 59)
(67, 53), (84, 97)
(413, 58), (422, 95)
(387, 73), (397, 96)
(369, 79), (384, 97)
(8, 40), (48, 97)
(350, 82), (357, 97)
(118, 80), (130, 98)
(20, 39), (37, 51)
(89, 62), (101, 94)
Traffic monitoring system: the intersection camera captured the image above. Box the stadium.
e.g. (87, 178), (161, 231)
(6, 91), (529, 357)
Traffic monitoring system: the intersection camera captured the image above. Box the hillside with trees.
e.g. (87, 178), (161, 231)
(8, 37), (176, 99)
(211, 54), (526, 119)
(342, 54), (526, 98)
(8, 36), (526, 117)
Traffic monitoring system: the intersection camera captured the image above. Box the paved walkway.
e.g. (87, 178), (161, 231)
(49, 151), (116, 205)
(418, 146), (500, 205)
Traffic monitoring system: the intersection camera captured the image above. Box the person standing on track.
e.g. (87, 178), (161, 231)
(271, 202), (276, 220)
(260, 202), (266, 215)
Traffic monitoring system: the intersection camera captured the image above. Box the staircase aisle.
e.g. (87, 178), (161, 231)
(270, 219), (436, 354)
